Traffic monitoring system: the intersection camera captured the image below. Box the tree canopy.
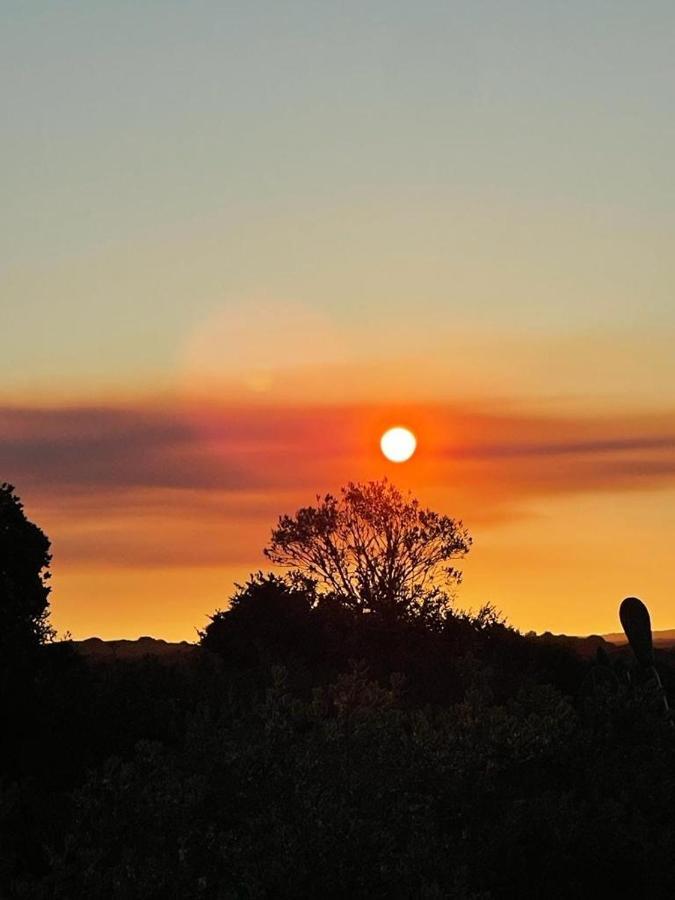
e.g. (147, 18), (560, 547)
(0, 483), (53, 654)
(264, 479), (471, 620)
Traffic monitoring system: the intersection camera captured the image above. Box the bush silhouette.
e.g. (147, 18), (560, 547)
(201, 572), (320, 668)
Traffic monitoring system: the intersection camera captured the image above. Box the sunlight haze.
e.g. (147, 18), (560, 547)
(3, 1), (675, 639)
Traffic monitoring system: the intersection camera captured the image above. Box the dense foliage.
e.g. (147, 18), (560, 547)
(3, 591), (675, 898)
(0, 483), (53, 658)
(3, 487), (675, 897)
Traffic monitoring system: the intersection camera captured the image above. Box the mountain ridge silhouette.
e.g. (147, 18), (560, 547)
(68, 629), (675, 662)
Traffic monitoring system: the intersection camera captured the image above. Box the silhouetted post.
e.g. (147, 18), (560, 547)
(619, 596), (671, 724)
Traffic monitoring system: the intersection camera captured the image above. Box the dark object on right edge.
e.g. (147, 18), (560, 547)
(619, 596), (654, 667)
(620, 595), (671, 723)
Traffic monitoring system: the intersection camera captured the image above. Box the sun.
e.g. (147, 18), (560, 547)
(380, 426), (417, 463)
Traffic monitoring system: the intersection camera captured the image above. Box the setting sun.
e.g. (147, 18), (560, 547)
(380, 426), (417, 463)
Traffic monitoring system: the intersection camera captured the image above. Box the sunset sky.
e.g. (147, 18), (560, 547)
(3, 2), (675, 640)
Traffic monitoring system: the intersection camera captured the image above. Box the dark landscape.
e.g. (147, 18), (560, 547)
(70, 628), (675, 662)
(3, 481), (675, 899)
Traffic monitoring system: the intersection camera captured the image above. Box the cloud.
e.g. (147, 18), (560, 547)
(3, 399), (675, 568)
(0, 404), (257, 491)
(452, 435), (675, 460)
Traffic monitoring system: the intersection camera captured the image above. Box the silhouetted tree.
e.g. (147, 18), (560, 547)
(264, 479), (471, 621)
(0, 483), (53, 658)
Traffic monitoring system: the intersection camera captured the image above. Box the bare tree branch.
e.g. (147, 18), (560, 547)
(264, 480), (472, 619)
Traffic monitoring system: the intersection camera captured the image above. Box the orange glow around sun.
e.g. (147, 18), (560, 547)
(380, 426), (417, 462)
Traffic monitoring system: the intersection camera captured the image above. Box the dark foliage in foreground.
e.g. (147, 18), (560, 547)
(201, 573), (585, 704)
(3, 491), (675, 898)
(3, 576), (675, 898)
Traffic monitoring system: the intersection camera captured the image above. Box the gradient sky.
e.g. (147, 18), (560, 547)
(3, 2), (675, 639)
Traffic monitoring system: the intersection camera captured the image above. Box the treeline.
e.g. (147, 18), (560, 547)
(2, 482), (675, 898)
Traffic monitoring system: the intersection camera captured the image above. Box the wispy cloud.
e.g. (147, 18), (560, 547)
(3, 399), (675, 568)
(452, 436), (675, 460)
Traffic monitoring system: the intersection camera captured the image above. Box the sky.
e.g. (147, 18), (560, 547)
(3, 2), (675, 640)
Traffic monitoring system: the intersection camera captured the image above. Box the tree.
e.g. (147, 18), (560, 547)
(264, 479), (471, 621)
(0, 483), (53, 656)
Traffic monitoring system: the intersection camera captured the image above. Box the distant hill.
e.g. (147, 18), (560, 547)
(535, 629), (675, 656)
(69, 630), (675, 663)
(73, 636), (197, 661)
(534, 632), (615, 658)
(602, 629), (675, 648)
(529, 628), (675, 658)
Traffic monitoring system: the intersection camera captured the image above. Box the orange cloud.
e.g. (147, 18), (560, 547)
(5, 397), (675, 640)
(4, 398), (675, 564)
